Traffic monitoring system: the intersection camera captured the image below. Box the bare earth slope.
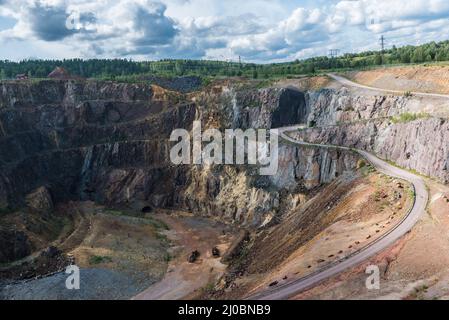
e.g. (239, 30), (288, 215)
(244, 127), (427, 300)
(344, 65), (449, 94)
(293, 179), (449, 300)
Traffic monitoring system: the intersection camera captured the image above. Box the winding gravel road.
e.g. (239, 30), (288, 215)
(248, 126), (428, 300)
(328, 73), (449, 98)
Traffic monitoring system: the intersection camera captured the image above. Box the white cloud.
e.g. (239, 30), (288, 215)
(1, 0), (449, 62)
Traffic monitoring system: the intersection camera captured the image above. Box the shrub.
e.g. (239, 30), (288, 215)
(357, 159), (367, 169)
(89, 255), (113, 265)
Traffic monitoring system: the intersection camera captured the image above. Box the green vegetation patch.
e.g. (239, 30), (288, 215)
(357, 159), (367, 169)
(102, 209), (169, 231)
(89, 255), (113, 265)
(391, 112), (430, 123)
(255, 79), (275, 89)
(360, 164), (376, 177)
(409, 285), (429, 300)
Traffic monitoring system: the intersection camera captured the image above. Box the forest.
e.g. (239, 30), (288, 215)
(2, 39), (449, 81)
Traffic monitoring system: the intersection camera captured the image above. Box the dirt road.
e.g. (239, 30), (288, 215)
(328, 73), (449, 98)
(247, 127), (428, 300)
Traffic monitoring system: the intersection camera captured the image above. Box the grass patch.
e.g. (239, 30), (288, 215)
(155, 231), (169, 245)
(409, 285), (429, 300)
(202, 282), (217, 295)
(408, 186), (416, 199)
(385, 159), (430, 181)
(147, 218), (169, 230)
(201, 76), (213, 88)
(89, 255), (113, 265)
(255, 79), (275, 89)
(391, 112), (430, 124)
(357, 159), (367, 169)
(103, 209), (169, 231)
(164, 253), (172, 262)
(360, 162), (376, 177)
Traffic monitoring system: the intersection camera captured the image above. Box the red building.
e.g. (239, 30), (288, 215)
(15, 74), (29, 80)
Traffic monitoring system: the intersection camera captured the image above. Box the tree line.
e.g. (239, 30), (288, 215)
(2, 39), (449, 81)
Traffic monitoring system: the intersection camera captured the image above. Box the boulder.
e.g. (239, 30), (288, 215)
(212, 247), (220, 257)
(188, 250), (200, 263)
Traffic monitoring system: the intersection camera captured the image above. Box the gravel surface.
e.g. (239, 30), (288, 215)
(0, 268), (158, 300)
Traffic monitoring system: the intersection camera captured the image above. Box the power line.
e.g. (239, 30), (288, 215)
(329, 49), (340, 58)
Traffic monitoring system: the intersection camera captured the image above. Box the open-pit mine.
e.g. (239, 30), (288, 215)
(0, 73), (448, 300)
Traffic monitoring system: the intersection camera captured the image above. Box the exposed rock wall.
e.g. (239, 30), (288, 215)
(0, 80), (359, 227)
(25, 186), (54, 212)
(227, 87), (307, 129)
(176, 144), (358, 227)
(294, 118), (449, 183)
(300, 88), (449, 184)
(305, 88), (430, 126)
(0, 229), (30, 263)
(0, 80), (154, 110)
(0, 80), (195, 208)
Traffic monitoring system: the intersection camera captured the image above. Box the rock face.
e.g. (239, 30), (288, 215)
(304, 88), (430, 126)
(296, 88), (449, 184)
(0, 80), (195, 208)
(0, 229), (31, 263)
(1, 78), (446, 228)
(8, 79), (444, 225)
(294, 118), (449, 183)
(0, 80), (364, 228)
(25, 186), (54, 212)
(226, 87), (307, 129)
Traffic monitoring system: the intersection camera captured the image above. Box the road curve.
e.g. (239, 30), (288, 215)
(328, 73), (449, 99)
(247, 126), (428, 300)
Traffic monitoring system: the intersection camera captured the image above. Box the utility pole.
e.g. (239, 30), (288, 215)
(329, 49), (340, 58)
(379, 35), (386, 53)
(379, 35), (386, 65)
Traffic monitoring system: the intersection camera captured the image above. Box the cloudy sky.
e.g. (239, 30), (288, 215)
(1, 0), (449, 63)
